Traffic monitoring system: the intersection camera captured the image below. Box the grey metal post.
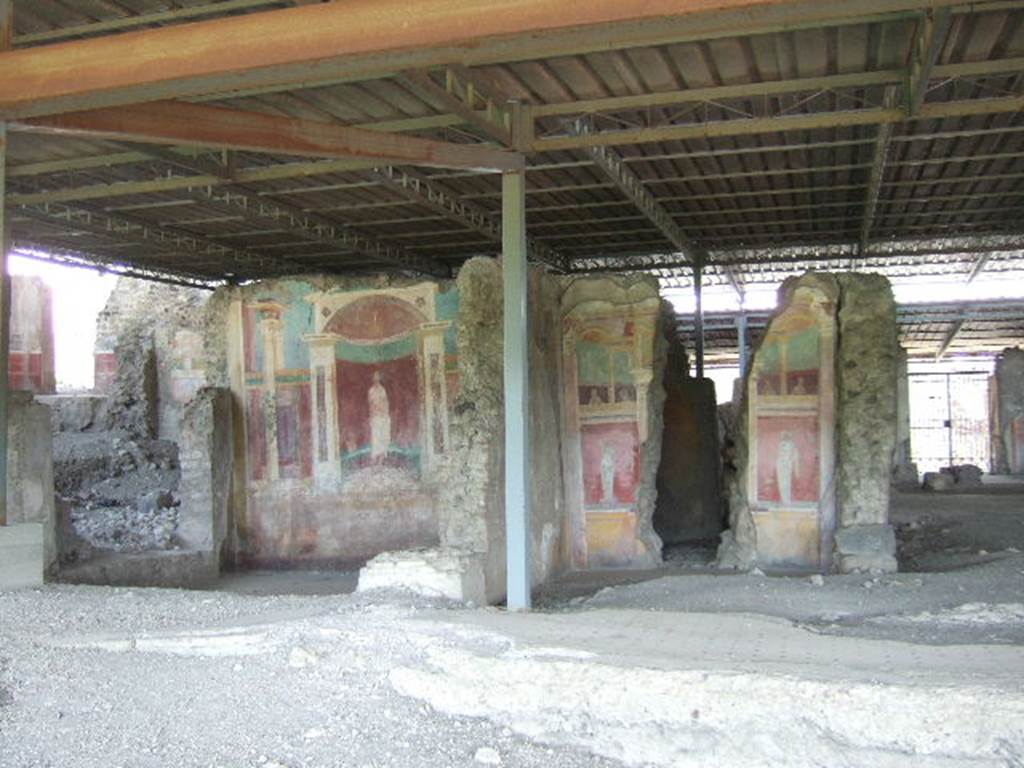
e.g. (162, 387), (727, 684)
(736, 311), (748, 379)
(0, 121), (9, 527)
(502, 169), (531, 611)
(693, 261), (704, 379)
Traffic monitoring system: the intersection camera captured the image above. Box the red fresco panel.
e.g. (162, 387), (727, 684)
(756, 414), (820, 504)
(580, 421), (640, 507)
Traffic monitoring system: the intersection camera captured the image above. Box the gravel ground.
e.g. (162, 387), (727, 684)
(0, 587), (620, 768)
(2, 487), (1021, 767)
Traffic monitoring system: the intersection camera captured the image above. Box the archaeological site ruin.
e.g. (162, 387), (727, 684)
(0, 1), (1022, 766)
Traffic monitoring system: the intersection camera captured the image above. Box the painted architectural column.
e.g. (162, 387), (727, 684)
(417, 321), (450, 474)
(305, 334), (341, 488)
(259, 313), (283, 482)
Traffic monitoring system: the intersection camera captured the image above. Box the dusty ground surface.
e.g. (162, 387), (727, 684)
(2, 489), (1022, 767)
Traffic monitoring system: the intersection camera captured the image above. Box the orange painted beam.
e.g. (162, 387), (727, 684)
(22, 101), (523, 172)
(0, 0), (962, 118)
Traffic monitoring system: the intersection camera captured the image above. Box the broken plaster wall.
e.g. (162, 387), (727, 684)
(993, 348), (1024, 474)
(717, 272), (898, 573)
(94, 277), (211, 441)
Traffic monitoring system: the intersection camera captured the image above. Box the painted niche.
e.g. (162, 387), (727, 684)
(747, 282), (837, 570)
(239, 281), (458, 564)
(562, 299), (658, 568)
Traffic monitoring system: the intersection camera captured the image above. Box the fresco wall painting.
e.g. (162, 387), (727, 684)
(747, 285), (837, 570)
(562, 301), (658, 568)
(237, 282), (458, 566)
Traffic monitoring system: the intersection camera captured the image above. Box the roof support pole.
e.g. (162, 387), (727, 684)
(502, 169), (531, 611)
(693, 261), (705, 380)
(0, 0), (11, 527)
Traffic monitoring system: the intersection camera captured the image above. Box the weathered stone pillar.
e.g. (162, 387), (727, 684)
(833, 274), (899, 573)
(993, 348), (1024, 475)
(177, 387), (234, 578)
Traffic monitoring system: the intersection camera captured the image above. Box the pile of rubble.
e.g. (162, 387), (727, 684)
(54, 429), (182, 561)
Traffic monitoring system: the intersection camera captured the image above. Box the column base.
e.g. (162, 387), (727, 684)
(834, 523), (898, 573)
(0, 523), (45, 590)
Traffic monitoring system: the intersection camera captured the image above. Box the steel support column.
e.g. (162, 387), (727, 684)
(502, 170), (530, 611)
(736, 311), (749, 379)
(0, 0), (11, 527)
(693, 261), (705, 379)
(0, 121), (9, 527)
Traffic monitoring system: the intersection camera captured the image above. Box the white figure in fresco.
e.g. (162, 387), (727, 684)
(776, 430), (799, 504)
(601, 444), (617, 504)
(368, 370), (392, 462)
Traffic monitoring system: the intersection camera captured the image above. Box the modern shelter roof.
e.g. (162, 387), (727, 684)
(1, 0), (1023, 298)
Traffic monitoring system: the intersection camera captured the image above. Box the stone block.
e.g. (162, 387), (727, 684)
(37, 394), (107, 433)
(834, 523), (897, 573)
(177, 387), (233, 563)
(891, 461), (919, 490)
(0, 523), (44, 589)
(923, 472), (955, 491)
(357, 548), (486, 605)
(7, 392), (57, 575)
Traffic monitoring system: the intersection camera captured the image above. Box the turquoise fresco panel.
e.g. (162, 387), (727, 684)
(786, 327), (819, 371)
(576, 340), (610, 386)
(612, 350), (633, 384)
(335, 335), (416, 363)
(436, 288), (459, 321)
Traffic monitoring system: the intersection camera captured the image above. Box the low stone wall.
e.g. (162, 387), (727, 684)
(7, 392), (56, 576)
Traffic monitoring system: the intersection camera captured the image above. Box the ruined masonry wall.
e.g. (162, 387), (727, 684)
(433, 258), (568, 603)
(94, 277), (211, 441)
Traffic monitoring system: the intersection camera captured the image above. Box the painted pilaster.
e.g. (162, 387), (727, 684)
(305, 334), (341, 488)
(259, 314), (282, 481)
(418, 321), (450, 474)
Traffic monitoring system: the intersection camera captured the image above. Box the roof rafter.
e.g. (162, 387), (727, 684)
(369, 166), (565, 271)
(18, 100), (522, 172)
(15, 201), (299, 278)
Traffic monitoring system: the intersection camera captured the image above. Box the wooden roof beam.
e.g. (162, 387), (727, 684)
(0, 0), (969, 119)
(18, 101), (522, 173)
